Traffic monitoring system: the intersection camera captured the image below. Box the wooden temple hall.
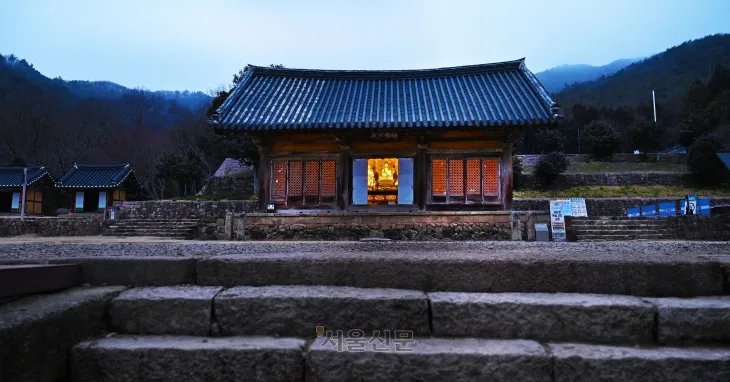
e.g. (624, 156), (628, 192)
(211, 59), (562, 212)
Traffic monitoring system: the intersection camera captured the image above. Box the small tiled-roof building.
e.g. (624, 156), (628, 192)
(210, 59), (561, 212)
(56, 164), (140, 212)
(0, 166), (54, 214)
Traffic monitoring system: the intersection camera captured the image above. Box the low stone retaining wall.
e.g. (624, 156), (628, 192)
(227, 211), (549, 241)
(520, 172), (691, 189)
(202, 175), (254, 197)
(518, 153), (686, 166)
(0, 217), (102, 237)
(116, 200), (258, 221)
(515, 198), (730, 217)
(678, 215), (730, 241)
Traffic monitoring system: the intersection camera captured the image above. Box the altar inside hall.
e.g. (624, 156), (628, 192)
(363, 158), (406, 205)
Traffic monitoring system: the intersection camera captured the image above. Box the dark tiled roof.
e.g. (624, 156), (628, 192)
(56, 164), (134, 189)
(213, 59), (560, 131)
(0, 166), (51, 188)
(214, 158), (254, 177)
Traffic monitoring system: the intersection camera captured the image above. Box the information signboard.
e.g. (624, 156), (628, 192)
(569, 198), (588, 217)
(549, 200), (568, 242)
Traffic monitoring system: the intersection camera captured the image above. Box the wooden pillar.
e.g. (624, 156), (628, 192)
(252, 136), (271, 213)
(338, 144), (351, 211)
(500, 142), (514, 211)
(416, 143), (428, 211)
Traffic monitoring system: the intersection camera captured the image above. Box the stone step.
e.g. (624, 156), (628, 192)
(114, 218), (200, 224)
(549, 343), (730, 381)
(308, 337), (552, 381)
(100, 233), (190, 239)
(430, 292), (730, 345)
(107, 287), (730, 345)
(570, 221), (675, 227)
(104, 228), (196, 233)
(574, 229), (674, 236)
(571, 222), (675, 228)
(430, 292), (654, 344)
(1, 286), (126, 382)
(108, 285), (430, 337)
(106, 224), (199, 228)
(577, 234), (677, 241)
(71, 335), (730, 381)
(101, 230), (190, 235)
(110, 286), (223, 336)
(71, 336), (306, 381)
(196, 253), (726, 296)
(571, 217), (677, 221)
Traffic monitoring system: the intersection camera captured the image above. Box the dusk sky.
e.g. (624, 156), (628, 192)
(2, 0), (729, 92)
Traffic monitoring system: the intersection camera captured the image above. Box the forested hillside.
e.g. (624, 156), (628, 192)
(554, 34), (730, 108)
(0, 53), (240, 199)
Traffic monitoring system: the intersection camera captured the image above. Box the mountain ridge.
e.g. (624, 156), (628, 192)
(0, 53), (211, 111)
(535, 58), (639, 93)
(553, 33), (730, 108)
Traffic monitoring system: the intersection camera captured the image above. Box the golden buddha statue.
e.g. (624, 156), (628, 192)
(367, 166), (376, 188)
(378, 162), (395, 187)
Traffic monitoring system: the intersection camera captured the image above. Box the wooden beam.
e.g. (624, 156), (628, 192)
(337, 143), (351, 211)
(252, 136), (271, 212)
(416, 143), (428, 211)
(0, 264), (81, 298)
(500, 142), (514, 211)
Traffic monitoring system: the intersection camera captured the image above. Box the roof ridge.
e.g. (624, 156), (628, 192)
(74, 163), (130, 168)
(247, 59), (526, 79)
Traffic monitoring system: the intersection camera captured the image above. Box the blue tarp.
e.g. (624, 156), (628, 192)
(697, 199), (711, 215)
(641, 204), (657, 217)
(658, 202), (676, 217)
(627, 207), (641, 218)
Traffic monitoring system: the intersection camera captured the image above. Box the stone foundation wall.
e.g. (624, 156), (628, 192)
(0, 217), (102, 237)
(514, 197), (730, 217)
(203, 175), (255, 197)
(520, 172), (691, 189)
(116, 200), (258, 221)
(229, 212), (549, 241)
(678, 215), (730, 241)
(518, 153), (686, 166)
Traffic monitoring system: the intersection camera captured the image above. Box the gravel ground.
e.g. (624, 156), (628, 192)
(0, 237), (729, 261)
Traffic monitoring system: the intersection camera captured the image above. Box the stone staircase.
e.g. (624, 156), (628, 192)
(6, 252), (730, 381)
(570, 216), (679, 241)
(68, 254), (730, 381)
(102, 219), (199, 239)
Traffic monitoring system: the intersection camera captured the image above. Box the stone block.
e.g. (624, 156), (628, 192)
(307, 338), (551, 381)
(0, 286), (125, 382)
(551, 343), (730, 381)
(215, 285), (429, 337)
(110, 286), (223, 335)
(647, 296), (730, 345)
(197, 254), (725, 297)
(72, 335), (305, 381)
(430, 292), (654, 344)
(52, 257), (197, 286)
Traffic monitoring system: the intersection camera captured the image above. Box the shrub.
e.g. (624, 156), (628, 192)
(534, 152), (568, 188)
(534, 129), (566, 153)
(627, 118), (662, 161)
(582, 120), (620, 160)
(687, 132), (729, 185)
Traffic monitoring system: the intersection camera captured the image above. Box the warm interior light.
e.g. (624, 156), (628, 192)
(367, 158), (398, 205)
